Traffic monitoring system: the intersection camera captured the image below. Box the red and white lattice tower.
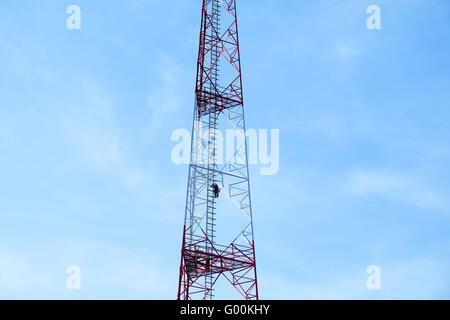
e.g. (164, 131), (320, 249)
(177, 0), (258, 300)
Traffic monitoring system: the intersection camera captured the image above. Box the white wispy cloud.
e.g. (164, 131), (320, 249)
(0, 242), (176, 299)
(0, 250), (56, 297)
(340, 169), (448, 210)
(261, 257), (450, 299)
(56, 240), (176, 299)
(55, 74), (185, 221)
(145, 53), (187, 135)
(335, 41), (363, 59)
(59, 79), (148, 189)
(0, 36), (17, 51)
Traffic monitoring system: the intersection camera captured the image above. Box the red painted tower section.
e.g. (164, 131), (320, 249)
(178, 0), (258, 300)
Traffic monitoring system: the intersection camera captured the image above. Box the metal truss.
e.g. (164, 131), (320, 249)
(178, 0), (258, 300)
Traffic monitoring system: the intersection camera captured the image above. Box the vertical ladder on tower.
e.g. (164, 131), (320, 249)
(204, 0), (221, 300)
(205, 109), (218, 299)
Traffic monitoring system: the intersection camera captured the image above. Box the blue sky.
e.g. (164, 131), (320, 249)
(0, 0), (449, 299)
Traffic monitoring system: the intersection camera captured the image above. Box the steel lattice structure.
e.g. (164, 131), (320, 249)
(177, 0), (258, 300)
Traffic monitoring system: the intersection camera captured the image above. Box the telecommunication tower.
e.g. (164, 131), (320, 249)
(177, 0), (258, 300)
